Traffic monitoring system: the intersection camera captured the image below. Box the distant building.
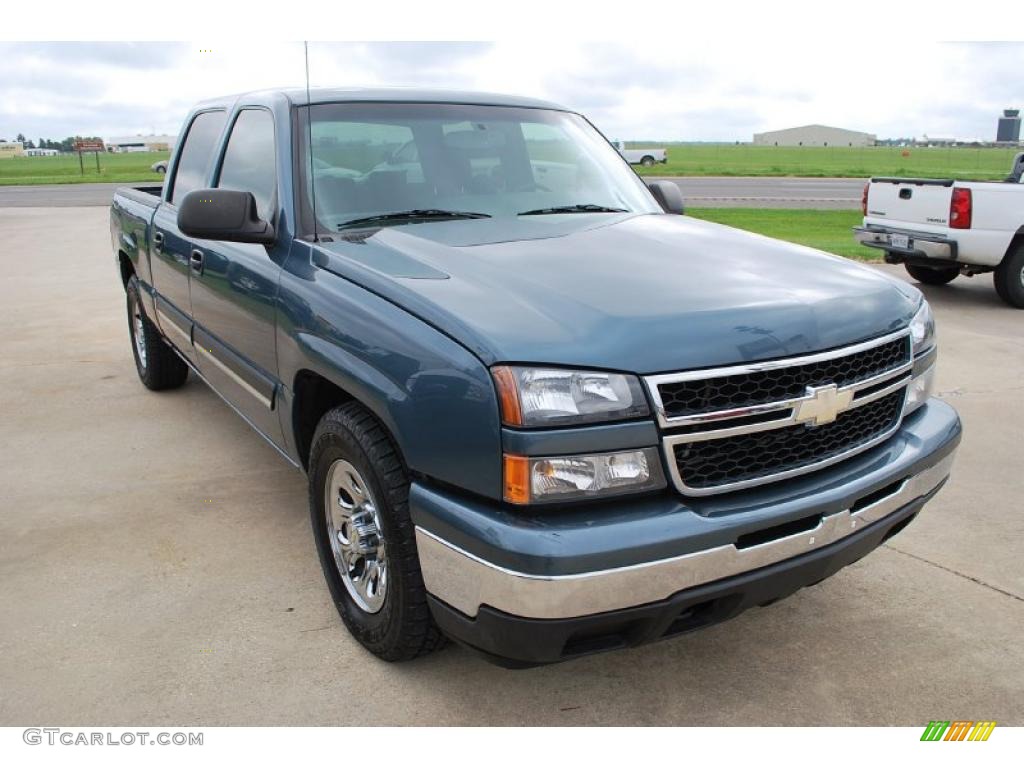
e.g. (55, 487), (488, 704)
(997, 109), (1021, 144)
(913, 135), (986, 147)
(0, 141), (24, 159)
(753, 124), (876, 147)
(24, 148), (60, 157)
(104, 134), (177, 153)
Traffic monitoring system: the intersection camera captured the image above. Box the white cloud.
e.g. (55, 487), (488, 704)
(0, 41), (1019, 143)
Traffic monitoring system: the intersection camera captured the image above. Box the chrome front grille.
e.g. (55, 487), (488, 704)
(656, 336), (909, 420)
(646, 330), (912, 496)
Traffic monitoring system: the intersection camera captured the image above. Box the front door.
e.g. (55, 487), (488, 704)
(188, 108), (283, 444)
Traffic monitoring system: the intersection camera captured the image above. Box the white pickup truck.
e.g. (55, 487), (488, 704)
(612, 140), (668, 167)
(854, 152), (1024, 308)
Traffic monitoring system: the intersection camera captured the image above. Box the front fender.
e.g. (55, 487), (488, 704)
(275, 245), (503, 500)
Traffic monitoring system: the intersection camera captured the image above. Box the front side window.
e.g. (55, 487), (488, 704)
(170, 110), (226, 206)
(217, 109), (277, 220)
(299, 102), (659, 233)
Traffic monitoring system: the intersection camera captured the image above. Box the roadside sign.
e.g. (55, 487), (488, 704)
(72, 139), (104, 174)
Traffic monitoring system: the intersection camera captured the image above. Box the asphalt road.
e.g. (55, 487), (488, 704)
(671, 176), (864, 209)
(1, 207), (1020, 726)
(0, 177), (864, 209)
(0, 182), (136, 208)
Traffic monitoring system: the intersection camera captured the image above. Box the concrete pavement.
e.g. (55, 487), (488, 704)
(0, 176), (864, 209)
(0, 207), (1020, 726)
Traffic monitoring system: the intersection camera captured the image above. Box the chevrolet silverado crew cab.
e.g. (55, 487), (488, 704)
(854, 152), (1024, 308)
(110, 88), (961, 667)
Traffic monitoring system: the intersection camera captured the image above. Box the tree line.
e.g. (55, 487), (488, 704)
(1, 133), (105, 152)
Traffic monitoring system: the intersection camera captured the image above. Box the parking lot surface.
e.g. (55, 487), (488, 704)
(1, 206), (1020, 726)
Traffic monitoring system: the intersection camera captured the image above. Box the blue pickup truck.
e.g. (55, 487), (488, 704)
(110, 88), (961, 667)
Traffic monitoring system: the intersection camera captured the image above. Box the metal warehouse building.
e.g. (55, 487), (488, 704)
(0, 141), (25, 159)
(104, 134), (177, 153)
(753, 124), (876, 147)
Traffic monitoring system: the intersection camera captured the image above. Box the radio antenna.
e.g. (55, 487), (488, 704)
(304, 41), (318, 242)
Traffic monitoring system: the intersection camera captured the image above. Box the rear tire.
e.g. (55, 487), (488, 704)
(308, 402), (445, 662)
(905, 263), (959, 286)
(994, 244), (1024, 308)
(126, 275), (188, 390)
(640, 155), (655, 167)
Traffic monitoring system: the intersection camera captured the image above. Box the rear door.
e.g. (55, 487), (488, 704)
(187, 107), (283, 443)
(151, 109), (227, 364)
(866, 178), (954, 229)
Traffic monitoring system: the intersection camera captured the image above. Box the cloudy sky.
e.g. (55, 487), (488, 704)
(1, 41), (1020, 143)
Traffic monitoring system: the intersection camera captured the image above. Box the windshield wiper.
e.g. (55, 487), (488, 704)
(518, 204), (628, 216)
(337, 209), (491, 230)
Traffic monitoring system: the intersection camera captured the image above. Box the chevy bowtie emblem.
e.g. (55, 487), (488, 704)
(793, 384), (854, 426)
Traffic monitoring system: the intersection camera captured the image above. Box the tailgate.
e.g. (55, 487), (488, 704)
(866, 178), (953, 228)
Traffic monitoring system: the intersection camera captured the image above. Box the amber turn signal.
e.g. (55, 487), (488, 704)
(503, 454), (530, 504)
(491, 366), (523, 426)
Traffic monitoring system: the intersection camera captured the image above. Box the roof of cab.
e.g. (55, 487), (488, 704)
(192, 87), (572, 113)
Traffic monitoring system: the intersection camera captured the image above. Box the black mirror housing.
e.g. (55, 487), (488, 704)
(177, 189), (275, 244)
(646, 180), (685, 215)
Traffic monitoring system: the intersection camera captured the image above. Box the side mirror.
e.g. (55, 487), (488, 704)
(647, 180), (685, 215)
(177, 188), (275, 245)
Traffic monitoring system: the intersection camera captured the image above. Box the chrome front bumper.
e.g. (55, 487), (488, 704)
(416, 449), (955, 621)
(853, 225), (957, 260)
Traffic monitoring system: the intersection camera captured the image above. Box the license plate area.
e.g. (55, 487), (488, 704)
(889, 233), (911, 249)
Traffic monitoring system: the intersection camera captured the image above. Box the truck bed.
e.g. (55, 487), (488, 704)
(114, 185), (163, 208)
(110, 185), (163, 286)
(860, 175), (1023, 269)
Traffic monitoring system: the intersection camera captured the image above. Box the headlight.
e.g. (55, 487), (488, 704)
(909, 300), (935, 357)
(503, 448), (665, 504)
(492, 366), (649, 427)
(905, 301), (937, 415)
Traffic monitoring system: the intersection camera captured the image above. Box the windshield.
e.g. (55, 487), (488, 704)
(297, 102), (660, 233)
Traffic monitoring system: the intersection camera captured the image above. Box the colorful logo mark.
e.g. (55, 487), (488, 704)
(920, 721), (996, 742)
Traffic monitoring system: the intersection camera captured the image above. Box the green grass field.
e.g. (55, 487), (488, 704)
(687, 208), (876, 261)
(2, 144), (1019, 185)
(632, 144), (1018, 180)
(0, 151), (169, 186)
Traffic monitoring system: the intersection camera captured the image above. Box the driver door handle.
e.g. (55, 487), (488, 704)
(152, 230), (164, 252)
(190, 248), (205, 275)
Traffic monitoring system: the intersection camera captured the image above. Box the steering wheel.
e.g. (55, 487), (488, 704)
(489, 165), (551, 193)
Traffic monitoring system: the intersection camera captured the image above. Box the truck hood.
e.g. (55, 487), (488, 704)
(314, 213), (920, 374)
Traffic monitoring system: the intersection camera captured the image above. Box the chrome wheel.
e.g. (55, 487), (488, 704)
(324, 459), (388, 613)
(132, 303), (147, 369)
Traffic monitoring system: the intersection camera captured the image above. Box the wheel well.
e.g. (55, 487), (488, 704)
(292, 370), (354, 470)
(1003, 229), (1024, 264)
(118, 250), (135, 289)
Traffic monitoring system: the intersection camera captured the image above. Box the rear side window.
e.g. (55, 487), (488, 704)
(217, 109), (277, 220)
(170, 110), (227, 206)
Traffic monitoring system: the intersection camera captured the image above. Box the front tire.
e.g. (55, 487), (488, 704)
(905, 263), (959, 286)
(126, 275), (188, 390)
(308, 402), (444, 661)
(994, 244), (1024, 308)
